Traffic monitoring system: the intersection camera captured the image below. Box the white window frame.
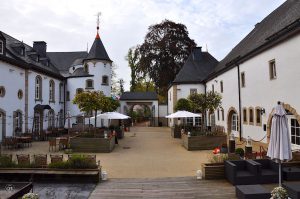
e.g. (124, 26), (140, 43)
(288, 116), (300, 150)
(195, 117), (201, 127)
(86, 79), (94, 89)
(35, 76), (42, 100)
(186, 117), (193, 126)
(190, 89), (197, 95)
(231, 113), (239, 136)
(269, 60), (277, 80)
(49, 80), (55, 102)
(102, 76), (108, 85)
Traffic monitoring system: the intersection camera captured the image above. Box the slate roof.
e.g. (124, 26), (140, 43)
(209, 0), (300, 79)
(173, 47), (218, 84)
(67, 67), (94, 78)
(0, 31), (63, 78)
(47, 51), (88, 72)
(120, 92), (158, 100)
(85, 36), (111, 62)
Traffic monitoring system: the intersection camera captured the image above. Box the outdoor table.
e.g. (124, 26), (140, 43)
(282, 182), (300, 199)
(282, 167), (300, 181)
(235, 184), (270, 199)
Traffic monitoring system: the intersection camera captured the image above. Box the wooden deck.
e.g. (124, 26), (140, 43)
(89, 177), (237, 199)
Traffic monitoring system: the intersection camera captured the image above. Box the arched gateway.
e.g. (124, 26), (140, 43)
(119, 92), (159, 127)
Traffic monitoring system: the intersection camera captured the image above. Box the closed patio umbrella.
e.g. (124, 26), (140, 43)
(267, 102), (292, 186)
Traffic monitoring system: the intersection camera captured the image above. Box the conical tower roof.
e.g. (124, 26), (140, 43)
(86, 33), (112, 62)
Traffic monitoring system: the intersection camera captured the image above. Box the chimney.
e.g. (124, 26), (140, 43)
(192, 47), (202, 61)
(33, 41), (47, 57)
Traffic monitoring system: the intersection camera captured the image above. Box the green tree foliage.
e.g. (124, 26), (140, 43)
(126, 47), (142, 92)
(174, 98), (192, 112)
(188, 91), (222, 128)
(102, 97), (120, 112)
(135, 19), (196, 97)
(119, 79), (125, 94)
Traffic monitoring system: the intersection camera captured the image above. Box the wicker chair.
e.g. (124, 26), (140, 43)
(34, 154), (47, 168)
(17, 154), (30, 165)
(50, 154), (63, 164)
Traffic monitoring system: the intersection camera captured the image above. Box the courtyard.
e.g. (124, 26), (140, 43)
(2, 126), (213, 178)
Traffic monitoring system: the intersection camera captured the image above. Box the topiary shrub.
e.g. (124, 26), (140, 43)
(235, 148), (245, 157)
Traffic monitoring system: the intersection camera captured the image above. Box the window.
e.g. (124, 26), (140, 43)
(249, 107), (254, 124)
(102, 76), (108, 85)
(256, 108), (262, 126)
(243, 108), (248, 124)
(58, 109), (64, 128)
(212, 84), (214, 93)
(190, 89), (197, 95)
(186, 117), (193, 126)
(210, 114), (216, 127)
(0, 41), (3, 54)
(0, 86), (5, 97)
(241, 72), (245, 87)
(221, 109), (224, 121)
(20, 47), (25, 56)
(17, 89), (23, 99)
(35, 76), (42, 100)
(34, 112), (41, 133)
(49, 80), (55, 102)
(59, 83), (63, 102)
(195, 117), (201, 127)
(48, 110), (55, 128)
(84, 64), (89, 73)
(13, 111), (22, 135)
(76, 88), (83, 95)
(220, 81), (223, 93)
(86, 79), (94, 89)
(290, 118), (300, 147)
(217, 109), (220, 121)
(231, 113), (238, 132)
(66, 91), (70, 101)
(269, 59), (277, 80)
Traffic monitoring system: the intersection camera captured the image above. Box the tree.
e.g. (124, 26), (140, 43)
(73, 91), (108, 130)
(119, 79), (125, 95)
(174, 98), (192, 112)
(136, 19), (196, 98)
(126, 47), (142, 92)
(111, 63), (119, 96)
(188, 91), (222, 129)
(102, 97), (120, 112)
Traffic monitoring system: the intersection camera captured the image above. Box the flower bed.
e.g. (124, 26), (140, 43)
(70, 136), (115, 153)
(182, 133), (227, 151)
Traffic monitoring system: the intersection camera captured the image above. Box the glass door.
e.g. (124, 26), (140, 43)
(231, 113), (238, 137)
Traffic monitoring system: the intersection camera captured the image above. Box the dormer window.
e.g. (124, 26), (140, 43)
(20, 47), (25, 56)
(84, 64), (89, 73)
(0, 40), (3, 55)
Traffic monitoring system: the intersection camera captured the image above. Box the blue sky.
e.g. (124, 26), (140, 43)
(0, 0), (285, 90)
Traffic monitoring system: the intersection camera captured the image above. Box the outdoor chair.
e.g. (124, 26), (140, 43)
(50, 154), (63, 163)
(249, 159), (279, 184)
(49, 139), (57, 152)
(225, 160), (260, 185)
(34, 154), (47, 168)
(16, 154), (30, 166)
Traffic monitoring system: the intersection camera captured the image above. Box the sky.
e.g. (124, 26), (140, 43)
(0, 0), (285, 90)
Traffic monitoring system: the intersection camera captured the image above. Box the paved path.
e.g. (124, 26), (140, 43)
(98, 127), (212, 178)
(89, 177), (236, 199)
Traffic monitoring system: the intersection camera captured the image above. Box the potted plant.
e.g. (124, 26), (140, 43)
(271, 187), (289, 199)
(235, 148), (245, 158)
(22, 193), (39, 199)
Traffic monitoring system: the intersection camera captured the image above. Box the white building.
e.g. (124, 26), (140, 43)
(168, 0), (300, 149)
(0, 27), (112, 140)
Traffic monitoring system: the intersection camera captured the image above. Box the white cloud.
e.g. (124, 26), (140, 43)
(0, 0), (285, 90)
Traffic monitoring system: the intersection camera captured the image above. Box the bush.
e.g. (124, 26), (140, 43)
(174, 98), (192, 112)
(235, 148), (245, 157)
(210, 154), (228, 163)
(0, 156), (16, 168)
(48, 155), (97, 169)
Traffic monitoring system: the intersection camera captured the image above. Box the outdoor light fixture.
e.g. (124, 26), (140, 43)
(246, 136), (252, 147)
(261, 108), (266, 115)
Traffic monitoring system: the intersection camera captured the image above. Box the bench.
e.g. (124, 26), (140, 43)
(236, 184), (270, 199)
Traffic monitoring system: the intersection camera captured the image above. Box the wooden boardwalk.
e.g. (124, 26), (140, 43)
(89, 177), (237, 199)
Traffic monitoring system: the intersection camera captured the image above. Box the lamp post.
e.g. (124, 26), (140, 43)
(229, 133), (236, 153)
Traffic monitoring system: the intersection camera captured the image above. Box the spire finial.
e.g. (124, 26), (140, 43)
(95, 12), (101, 39)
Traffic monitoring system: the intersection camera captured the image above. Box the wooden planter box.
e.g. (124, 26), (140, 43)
(201, 163), (225, 180)
(70, 136), (115, 153)
(0, 168), (101, 183)
(171, 127), (182, 138)
(182, 134), (227, 151)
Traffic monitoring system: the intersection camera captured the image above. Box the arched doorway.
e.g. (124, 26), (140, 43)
(227, 107), (239, 137)
(267, 103), (300, 149)
(0, 108), (6, 141)
(128, 104), (152, 127)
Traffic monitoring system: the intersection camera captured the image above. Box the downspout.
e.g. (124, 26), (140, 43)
(237, 64), (242, 141)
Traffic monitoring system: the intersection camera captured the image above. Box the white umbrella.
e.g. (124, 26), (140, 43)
(267, 103), (292, 186)
(95, 112), (130, 120)
(165, 111), (201, 118)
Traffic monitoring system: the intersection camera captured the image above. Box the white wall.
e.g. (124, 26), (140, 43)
(0, 61), (25, 139)
(239, 34), (300, 144)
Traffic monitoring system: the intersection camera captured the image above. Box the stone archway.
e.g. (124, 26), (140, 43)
(267, 103), (300, 143)
(0, 108), (6, 141)
(227, 107), (239, 135)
